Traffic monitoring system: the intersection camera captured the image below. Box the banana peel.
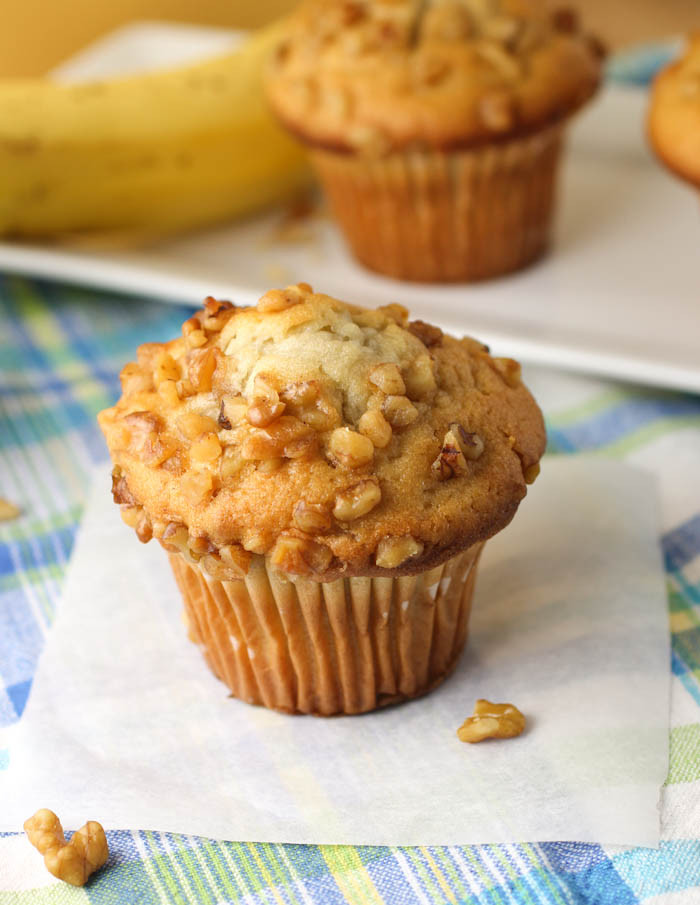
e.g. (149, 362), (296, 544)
(0, 19), (311, 241)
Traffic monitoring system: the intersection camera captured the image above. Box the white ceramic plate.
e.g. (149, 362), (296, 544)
(1, 24), (698, 393)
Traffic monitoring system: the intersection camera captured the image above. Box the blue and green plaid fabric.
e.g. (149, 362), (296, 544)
(2, 274), (700, 903)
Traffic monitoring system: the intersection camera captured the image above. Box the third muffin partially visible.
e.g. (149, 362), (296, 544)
(266, 0), (603, 283)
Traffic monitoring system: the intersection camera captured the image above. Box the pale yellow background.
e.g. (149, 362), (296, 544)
(0, 0), (697, 77)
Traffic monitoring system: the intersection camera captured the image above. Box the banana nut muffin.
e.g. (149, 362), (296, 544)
(266, 0), (603, 282)
(649, 35), (700, 190)
(98, 284), (545, 714)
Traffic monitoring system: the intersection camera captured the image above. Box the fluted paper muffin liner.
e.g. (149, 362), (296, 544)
(310, 125), (564, 283)
(169, 542), (484, 716)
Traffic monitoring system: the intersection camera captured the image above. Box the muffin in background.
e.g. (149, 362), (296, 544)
(98, 285), (545, 715)
(265, 0), (603, 283)
(648, 35), (700, 192)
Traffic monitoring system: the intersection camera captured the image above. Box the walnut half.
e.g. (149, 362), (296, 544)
(456, 699), (526, 743)
(24, 809), (109, 887)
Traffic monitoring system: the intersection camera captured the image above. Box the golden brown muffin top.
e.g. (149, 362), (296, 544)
(98, 285), (545, 581)
(265, 0), (603, 153)
(649, 34), (700, 187)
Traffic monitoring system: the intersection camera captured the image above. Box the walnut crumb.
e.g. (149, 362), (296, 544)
(457, 699), (526, 743)
(0, 497), (21, 521)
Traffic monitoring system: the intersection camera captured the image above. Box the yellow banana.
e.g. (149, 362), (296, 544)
(0, 19), (310, 240)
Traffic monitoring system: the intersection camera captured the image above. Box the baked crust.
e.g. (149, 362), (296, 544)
(265, 0), (603, 154)
(98, 285), (546, 580)
(648, 34), (700, 188)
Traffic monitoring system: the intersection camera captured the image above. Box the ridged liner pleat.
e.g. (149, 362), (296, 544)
(310, 125), (564, 283)
(169, 542), (484, 716)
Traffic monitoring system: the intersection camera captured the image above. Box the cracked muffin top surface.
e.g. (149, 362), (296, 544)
(265, 0), (602, 153)
(98, 284), (545, 580)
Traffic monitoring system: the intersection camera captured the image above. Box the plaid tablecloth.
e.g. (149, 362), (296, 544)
(1, 269), (700, 903)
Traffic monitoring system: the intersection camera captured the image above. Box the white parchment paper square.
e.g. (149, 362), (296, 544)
(0, 458), (670, 845)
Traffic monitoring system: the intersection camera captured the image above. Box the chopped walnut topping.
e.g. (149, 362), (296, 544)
(119, 362), (153, 395)
(157, 379), (180, 407)
(246, 399), (286, 428)
(375, 535), (424, 569)
(111, 469), (136, 506)
(178, 411), (219, 441)
(189, 432), (222, 466)
(187, 347), (218, 393)
(241, 416), (317, 461)
(358, 409), (392, 449)
(200, 553), (235, 580)
(450, 423), (485, 461)
(161, 522), (190, 554)
(524, 462), (540, 485)
(24, 809), (109, 887)
(269, 534), (333, 575)
(433, 423), (482, 480)
(153, 351), (180, 386)
(242, 530), (268, 555)
(493, 357), (522, 387)
(120, 506), (139, 529)
(256, 290), (290, 313)
(432, 428), (468, 480)
(202, 296), (234, 318)
(383, 395), (419, 427)
(176, 378), (194, 399)
(124, 412), (173, 466)
(200, 297), (234, 332)
(220, 446), (246, 479)
(186, 329), (207, 349)
(257, 282), (312, 312)
(404, 354), (437, 400)
(246, 376), (286, 427)
(333, 478), (381, 521)
(368, 363), (406, 396)
(280, 380), (319, 408)
(408, 320), (442, 348)
(219, 396), (248, 429)
(281, 380), (340, 432)
(189, 535), (216, 557)
(219, 543), (252, 576)
(328, 426), (374, 468)
(293, 500), (332, 534)
(181, 316), (199, 337)
(457, 699), (526, 743)
(135, 510), (152, 544)
(161, 451), (186, 475)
